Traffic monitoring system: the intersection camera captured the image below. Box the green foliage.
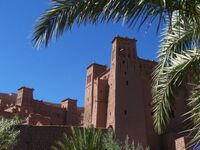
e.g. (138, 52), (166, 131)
(0, 116), (20, 150)
(103, 130), (149, 150)
(51, 126), (103, 150)
(123, 136), (149, 150)
(102, 129), (121, 150)
(32, 0), (198, 48)
(52, 127), (149, 150)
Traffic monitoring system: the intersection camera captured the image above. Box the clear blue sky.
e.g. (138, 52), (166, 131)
(0, 0), (160, 106)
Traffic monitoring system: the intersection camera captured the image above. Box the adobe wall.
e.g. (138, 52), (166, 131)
(175, 136), (191, 150)
(106, 40), (117, 130)
(84, 64), (107, 126)
(21, 100), (67, 125)
(77, 107), (84, 125)
(108, 37), (152, 147)
(0, 87), (83, 126)
(161, 132), (190, 150)
(137, 59), (162, 149)
(14, 125), (73, 150)
(92, 77), (108, 127)
(61, 99), (79, 125)
(26, 113), (51, 125)
(14, 125), (107, 150)
(0, 93), (17, 110)
(83, 36), (190, 149)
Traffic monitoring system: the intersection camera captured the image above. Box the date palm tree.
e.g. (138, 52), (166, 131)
(32, 0), (200, 146)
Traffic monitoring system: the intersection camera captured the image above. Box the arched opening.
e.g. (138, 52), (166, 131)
(108, 125), (113, 130)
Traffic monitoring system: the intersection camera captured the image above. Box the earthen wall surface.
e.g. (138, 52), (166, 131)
(14, 125), (72, 150)
(0, 88), (83, 126)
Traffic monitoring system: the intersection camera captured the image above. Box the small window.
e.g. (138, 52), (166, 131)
(124, 110), (127, 115)
(124, 72), (127, 75)
(87, 75), (92, 84)
(126, 80), (129, 85)
(108, 125), (113, 130)
(122, 60), (125, 64)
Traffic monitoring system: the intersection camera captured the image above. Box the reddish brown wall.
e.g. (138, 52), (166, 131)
(111, 37), (149, 146)
(16, 87), (34, 106)
(26, 113), (51, 125)
(14, 125), (107, 150)
(14, 125), (72, 150)
(84, 64), (107, 126)
(0, 87), (83, 126)
(83, 36), (189, 149)
(92, 78), (108, 127)
(175, 136), (191, 150)
(31, 100), (66, 125)
(0, 93), (17, 110)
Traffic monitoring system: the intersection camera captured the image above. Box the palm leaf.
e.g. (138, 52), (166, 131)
(33, 0), (198, 48)
(152, 48), (200, 134)
(152, 10), (200, 134)
(184, 83), (200, 148)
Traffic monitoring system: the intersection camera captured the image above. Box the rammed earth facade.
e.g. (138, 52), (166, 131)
(0, 87), (84, 126)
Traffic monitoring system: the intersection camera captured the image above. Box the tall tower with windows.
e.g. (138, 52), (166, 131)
(83, 63), (107, 126)
(16, 87), (34, 107)
(83, 36), (189, 149)
(107, 36), (151, 145)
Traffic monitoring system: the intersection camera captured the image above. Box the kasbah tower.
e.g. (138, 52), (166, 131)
(83, 36), (188, 150)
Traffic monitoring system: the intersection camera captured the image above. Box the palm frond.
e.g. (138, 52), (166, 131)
(184, 83), (200, 147)
(33, 0), (195, 48)
(152, 10), (200, 134)
(152, 49), (200, 134)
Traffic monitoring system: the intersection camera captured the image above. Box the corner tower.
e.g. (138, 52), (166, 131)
(16, 87), (34, 107)
(106, 36), (148, 144)
(83, 63), (107, 126)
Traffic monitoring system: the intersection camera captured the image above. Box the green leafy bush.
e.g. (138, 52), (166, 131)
(52, 127), (149, 150)
(52, 127), (103, 150)
(0, 116), (20, 150)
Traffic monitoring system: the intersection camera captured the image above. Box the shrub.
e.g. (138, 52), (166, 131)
(52, 127), (103, 150)
(0, 116), (20, 150)
(52, 127), (149, 150)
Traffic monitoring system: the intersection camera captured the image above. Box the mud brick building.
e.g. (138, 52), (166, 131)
(0, 87), (84, 126)
(83, 36), (189, 150)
